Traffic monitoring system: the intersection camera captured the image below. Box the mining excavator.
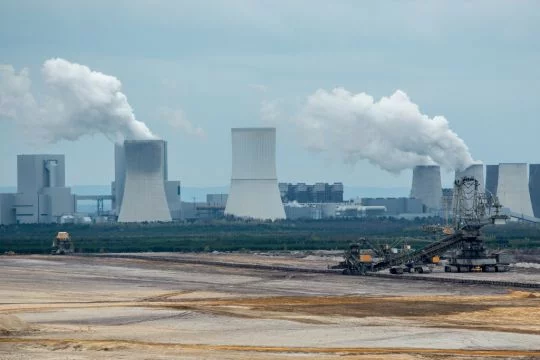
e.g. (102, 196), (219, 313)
(334, 176), (512, 275)
(51, 232), (74, 255)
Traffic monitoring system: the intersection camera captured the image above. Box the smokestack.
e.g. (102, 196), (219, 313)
(497, 163), (533, 217)
(529, 164), (540, 218)
(224, 128), (285, 220)
(117, 140), (171, 222)
(44, 160), (58, 188)
(410, 165), (442, 211)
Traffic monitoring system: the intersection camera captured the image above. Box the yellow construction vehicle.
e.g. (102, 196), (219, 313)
(51, 232), (74, 255)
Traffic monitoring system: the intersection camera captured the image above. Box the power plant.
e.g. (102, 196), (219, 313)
(0, 132), (540, 224)
(410, 165), (442, 212)
(224, 128), (285, 220)
(113, 140), (181, 222)
(0, 155), (75, 224)
(117, 140), (172, 223)
(279, 182), (344, 203)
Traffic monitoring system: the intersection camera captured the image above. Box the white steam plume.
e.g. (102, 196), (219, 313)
(293, 88), (476, 172)
(0, 58), (157, 143)
(0, 65), (36, 120)
(41, 58), (156, 142)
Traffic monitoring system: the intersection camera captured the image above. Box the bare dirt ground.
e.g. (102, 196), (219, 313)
(0, 254), (538, 359)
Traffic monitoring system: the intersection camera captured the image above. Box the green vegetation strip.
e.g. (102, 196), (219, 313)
(0, 219), (538, 254)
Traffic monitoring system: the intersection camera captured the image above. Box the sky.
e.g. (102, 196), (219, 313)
(1, 0), (539, 189)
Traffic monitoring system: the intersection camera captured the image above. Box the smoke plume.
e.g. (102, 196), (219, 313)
(0, 58), (157, 143)
(0, 65), (35, 120)
(294, 88), (475, 172)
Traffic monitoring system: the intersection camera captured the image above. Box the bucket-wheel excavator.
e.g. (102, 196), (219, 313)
(334, 177), (512, 275)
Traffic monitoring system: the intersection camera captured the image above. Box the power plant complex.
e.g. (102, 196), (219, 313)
(0, 127), (540, 224)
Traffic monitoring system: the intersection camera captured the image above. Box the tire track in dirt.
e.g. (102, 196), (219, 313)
(1, 338), (539, 358)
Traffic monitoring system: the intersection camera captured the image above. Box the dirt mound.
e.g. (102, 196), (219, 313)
(0, 314), (32, 335)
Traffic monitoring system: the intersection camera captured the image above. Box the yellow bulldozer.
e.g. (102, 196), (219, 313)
(51, 232), (74, 255)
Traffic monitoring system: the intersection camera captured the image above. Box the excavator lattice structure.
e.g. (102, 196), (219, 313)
(336, 176), (512, 275)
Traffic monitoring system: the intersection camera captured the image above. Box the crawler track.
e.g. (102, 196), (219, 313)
(76, 254), (540, 289)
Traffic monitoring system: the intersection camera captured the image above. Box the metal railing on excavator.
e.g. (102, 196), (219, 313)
(370, 232), (463, 272)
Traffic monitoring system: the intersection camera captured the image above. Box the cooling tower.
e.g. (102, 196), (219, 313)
(485, 164), (499, 199)
(410, 165), (442, 211)
(117, 140), (172, 222)
(455, 164), (484, 191)
(224, 128), (285, 220)
(113, 143), (126, 215)
(529, 164), (540, 218)
(496, 163), (533, 217)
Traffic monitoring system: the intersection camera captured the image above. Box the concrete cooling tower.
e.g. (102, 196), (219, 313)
(224, 128), (286, 220)
(455, 164), (484, 191)
(410, 165), (442, 212)
(496, 163), (533, 217)
(112, 143), (126, 215)
(485, 164), (499, 200)
(529, 164), (540, 218)
(117, 140), (172, 222)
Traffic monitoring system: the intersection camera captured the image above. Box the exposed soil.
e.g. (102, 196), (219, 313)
(0, 254), (538, 359)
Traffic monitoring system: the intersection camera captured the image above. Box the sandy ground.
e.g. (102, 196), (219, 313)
(0, 254), (538, 359)
(111, 251), (540, 285)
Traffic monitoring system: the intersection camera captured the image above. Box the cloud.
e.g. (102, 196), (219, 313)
(159, 107), (206, 139)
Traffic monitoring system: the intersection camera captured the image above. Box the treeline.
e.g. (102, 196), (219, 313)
(0, 218), (538, 254)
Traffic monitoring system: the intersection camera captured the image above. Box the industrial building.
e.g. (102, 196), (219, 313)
(529, 164), (540, 218)
(207, 194), (228, 207)
(0, 194), (15, 225)
(410, 165), (442, 212)
(279, 182), (344, 203)
(284, 203), (323, 220)
(361, 197), (423, 215)
(117, 140), (173, 222)
(113, 141), (181, 222)
(224, 128), (285, 220)
(496, 163), (534, 217)
(0, 155), (75, 225)
(335, 204), (386, 218)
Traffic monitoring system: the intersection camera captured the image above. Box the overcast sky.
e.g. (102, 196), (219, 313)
(1, 1), (539, 188)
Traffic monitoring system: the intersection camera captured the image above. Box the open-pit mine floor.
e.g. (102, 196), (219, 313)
(0, 254), (538, 359)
